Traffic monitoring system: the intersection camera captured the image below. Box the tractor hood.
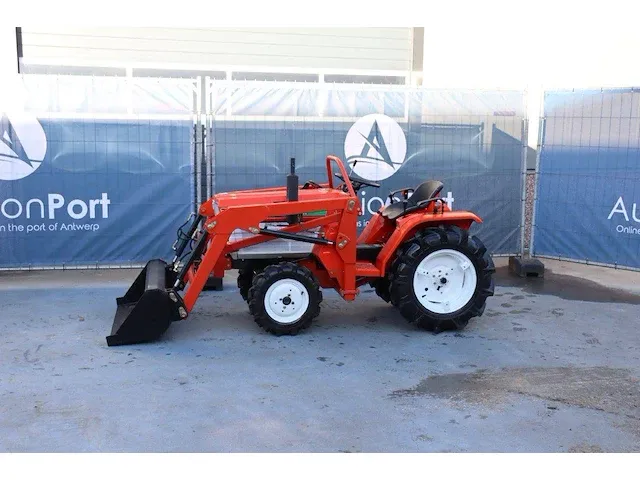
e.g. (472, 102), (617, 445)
(208, 185), (350, 211)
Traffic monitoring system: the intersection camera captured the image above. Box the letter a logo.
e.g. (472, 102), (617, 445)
(344, 114), (407, 182)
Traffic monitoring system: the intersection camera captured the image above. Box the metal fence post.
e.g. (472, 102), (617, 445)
(519, 115), (529, 257)
(507, 88), (545, 278)
(204, 76), (213, 200)
(529, 113), (545, 259)
(192, 116), (200, 211)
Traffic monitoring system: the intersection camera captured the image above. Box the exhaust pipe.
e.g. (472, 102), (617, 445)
(286, 157), (300, 225)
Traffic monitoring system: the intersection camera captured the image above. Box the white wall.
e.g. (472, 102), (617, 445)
(20, 27), (413, 73)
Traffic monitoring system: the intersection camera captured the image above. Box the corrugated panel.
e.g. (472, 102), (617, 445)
(21, 27), (412, 72)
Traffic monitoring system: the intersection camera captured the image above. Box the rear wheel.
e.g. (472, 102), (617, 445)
(248, 262), (322, 335)
(389, 225), (495, 332)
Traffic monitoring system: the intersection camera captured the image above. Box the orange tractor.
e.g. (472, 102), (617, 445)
(107, 155), (495, 346)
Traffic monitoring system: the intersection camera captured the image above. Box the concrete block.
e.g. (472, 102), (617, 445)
(509, 256), (545, 278)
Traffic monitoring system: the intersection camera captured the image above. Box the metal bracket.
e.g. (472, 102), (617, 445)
(336, 233), (350, 249)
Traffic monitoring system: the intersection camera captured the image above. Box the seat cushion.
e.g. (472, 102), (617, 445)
(380, 180), (444, 221)
(380, 202), (407, 220)
(410, 180), (444, 205)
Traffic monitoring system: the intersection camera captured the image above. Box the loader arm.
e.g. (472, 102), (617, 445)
(180, 198), (355, 311)
(106, 155), (362, 347)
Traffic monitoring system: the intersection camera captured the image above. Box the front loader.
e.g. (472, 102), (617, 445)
(106, 155), (495, 346)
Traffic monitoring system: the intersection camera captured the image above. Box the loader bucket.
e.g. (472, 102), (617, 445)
(106, 259), (186, 347)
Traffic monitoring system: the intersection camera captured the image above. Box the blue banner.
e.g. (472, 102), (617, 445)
(210, 116), (523, 255)
(0, 115), (193, 267)
(533, 89), (640, 268)
(207, 88), (525, 255)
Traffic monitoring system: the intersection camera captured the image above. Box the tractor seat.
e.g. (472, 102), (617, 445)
(381, 180), (444, 221)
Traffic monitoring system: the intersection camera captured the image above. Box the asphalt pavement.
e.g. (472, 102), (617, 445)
(1, 259), (639, 452)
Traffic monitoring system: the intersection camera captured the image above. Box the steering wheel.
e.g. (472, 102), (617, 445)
(334, 172), (380, 191)
(302, 180), (323, 189)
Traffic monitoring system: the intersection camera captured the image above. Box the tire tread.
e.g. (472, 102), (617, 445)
(389, 225), (495, 333)
(247, 262), (322, 335)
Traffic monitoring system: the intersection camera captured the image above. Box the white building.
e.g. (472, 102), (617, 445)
(9, 27), (424, 85)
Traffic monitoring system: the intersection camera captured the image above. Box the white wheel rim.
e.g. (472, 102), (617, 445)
(264, 279), (310, 324)
(413, 249), (477, 314)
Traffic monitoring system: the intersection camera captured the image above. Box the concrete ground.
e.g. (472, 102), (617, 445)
(1, 258), (639, 453)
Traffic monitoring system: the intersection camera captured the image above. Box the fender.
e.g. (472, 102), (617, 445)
(375, 210), (483, 274)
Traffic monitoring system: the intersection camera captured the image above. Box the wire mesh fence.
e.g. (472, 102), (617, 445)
(532, 88), (640, 270)
(0, 74), (528, 269)
(0, 74), (198, 269)
(204, 80), (528, 257)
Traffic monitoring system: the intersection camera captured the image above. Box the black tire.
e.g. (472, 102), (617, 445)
(247, 262), (322, 335)
(237, 267), (255, 301)
(389, 225), (495, 333)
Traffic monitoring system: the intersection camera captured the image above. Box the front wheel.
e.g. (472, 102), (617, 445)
(247, 262), (322, 335)
(389, 225), (495, 333)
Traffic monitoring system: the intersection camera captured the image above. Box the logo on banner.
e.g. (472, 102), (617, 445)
(344, 114), (407, 181)
(0, 113), (47, 181)
(0, 112), (112, 235)
(608, 196), (640, 235)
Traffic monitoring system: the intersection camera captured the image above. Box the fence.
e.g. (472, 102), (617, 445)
(0, 75), (199, 269)
(204, 81), (528, 257)
(532, 88), (640, 270)
(0, 74), (528, 269)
